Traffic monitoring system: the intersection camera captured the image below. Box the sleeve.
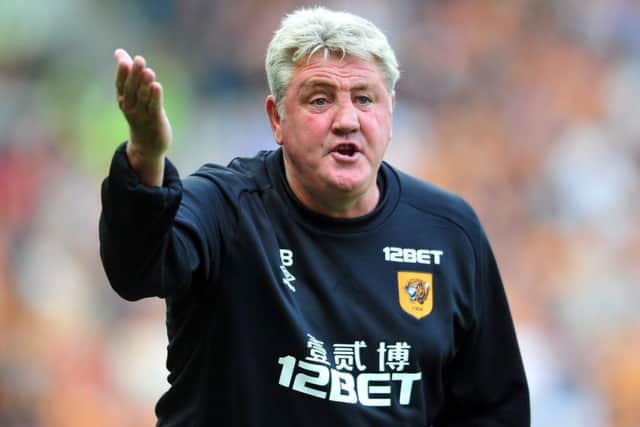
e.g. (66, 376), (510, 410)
(99, 142), (220, 301)
(435, 224), (530, 426)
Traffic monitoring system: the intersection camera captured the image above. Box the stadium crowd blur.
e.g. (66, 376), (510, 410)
(1, 0), (639, 425)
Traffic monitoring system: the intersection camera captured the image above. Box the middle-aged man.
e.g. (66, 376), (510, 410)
(100, 6), (530, 426)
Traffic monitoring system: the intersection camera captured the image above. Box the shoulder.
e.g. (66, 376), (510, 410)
(388, 165), (496, 283)
(387, 164), (485, 241)
(183, 150), (274, 198)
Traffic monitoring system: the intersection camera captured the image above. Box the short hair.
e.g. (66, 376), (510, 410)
(265, 6), (400, 115)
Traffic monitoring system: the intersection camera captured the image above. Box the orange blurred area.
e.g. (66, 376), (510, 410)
(1, 0), (638, 425)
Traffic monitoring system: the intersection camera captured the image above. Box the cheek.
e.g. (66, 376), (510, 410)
(293, 114), (330, 143)
(363, 112), (392, 145)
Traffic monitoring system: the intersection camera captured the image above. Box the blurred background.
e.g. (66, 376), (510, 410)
(1, 0), (639, 425)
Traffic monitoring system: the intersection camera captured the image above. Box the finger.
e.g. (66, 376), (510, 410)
(114, 49), (133, 97)
(123, 55), (146, 109)
(114, 48), (133, 63)
(148, 82), (164, 115)
(136, 68), (156, 110)
(115, 63), (130, 98)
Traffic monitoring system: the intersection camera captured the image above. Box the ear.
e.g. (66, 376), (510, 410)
(266, 95), (284, 145)
(389, 92), (396, 140)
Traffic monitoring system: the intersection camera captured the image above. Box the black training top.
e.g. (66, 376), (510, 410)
(99, 143), (529, 426)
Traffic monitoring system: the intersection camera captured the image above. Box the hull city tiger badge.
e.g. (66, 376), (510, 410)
(398, 271), (433, 319)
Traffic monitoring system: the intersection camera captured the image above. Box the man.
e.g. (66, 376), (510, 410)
(100, 6), (530, 426)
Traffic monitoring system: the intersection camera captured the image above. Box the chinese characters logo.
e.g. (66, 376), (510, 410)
(277, 333), (422, 407)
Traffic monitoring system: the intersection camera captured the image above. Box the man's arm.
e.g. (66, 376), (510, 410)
(100, 50), (213, 301)
(435, 228), (530, 426)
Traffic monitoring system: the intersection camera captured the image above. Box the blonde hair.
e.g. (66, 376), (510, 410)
(265, 6), (400, 114)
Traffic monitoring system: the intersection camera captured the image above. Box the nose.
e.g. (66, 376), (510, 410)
(331, 99), (360, 136)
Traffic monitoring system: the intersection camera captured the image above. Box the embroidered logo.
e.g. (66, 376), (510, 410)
(397, 271), (433, 319)
(280, 265), (296, 292)
(280, 249), (296, 292)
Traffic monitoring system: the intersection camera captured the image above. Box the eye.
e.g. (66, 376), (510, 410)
(355, 95), (372, 105)
(310, 97), (328, 106)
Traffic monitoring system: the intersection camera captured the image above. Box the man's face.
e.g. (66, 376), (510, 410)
(266, 53), (394, 217)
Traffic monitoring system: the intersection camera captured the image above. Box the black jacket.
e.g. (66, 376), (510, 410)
(99, 143), (530, 426)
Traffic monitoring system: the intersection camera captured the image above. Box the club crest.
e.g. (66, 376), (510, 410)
(397, 272), (433, 319)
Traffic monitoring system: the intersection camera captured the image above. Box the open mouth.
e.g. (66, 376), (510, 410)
(335, 143), (358, 157)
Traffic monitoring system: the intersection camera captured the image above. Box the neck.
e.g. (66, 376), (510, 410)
(286, 171), (380, 219)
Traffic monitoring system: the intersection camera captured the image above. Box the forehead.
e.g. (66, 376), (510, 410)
(289, 53), (387, 91)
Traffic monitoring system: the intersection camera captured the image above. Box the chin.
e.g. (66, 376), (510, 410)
(328, 175), (368, 194)
(322, 164), (373, 193)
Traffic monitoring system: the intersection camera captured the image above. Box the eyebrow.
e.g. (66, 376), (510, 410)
(298, 79), (373, 94)
(299, 80), (336, 94)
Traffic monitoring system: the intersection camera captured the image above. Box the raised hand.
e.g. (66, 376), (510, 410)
(114, 49), (172, 186)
